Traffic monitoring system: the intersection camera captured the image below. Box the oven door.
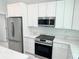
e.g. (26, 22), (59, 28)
(35, 43), (52, 59)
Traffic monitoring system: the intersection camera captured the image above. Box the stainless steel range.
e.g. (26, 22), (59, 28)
(35, 35), (55, 59)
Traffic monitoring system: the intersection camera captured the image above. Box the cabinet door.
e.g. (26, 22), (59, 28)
(23, 37), (29, 53)
(53, 42), (69, 59)
(28, 4), (38, 27)
(28, 38), (35, 54)
(64, 0), (74, 29)
(72, 0), (79, 30)
(24, 37), (35, 54)
(55, 1), (64, 28)
(38, 3), (47, 17)
(47, 2), (56, 17)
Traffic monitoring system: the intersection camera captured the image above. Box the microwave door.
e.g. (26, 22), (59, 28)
(38, 19), (49, 25)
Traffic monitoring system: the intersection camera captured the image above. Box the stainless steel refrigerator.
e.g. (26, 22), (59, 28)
(7, 17), (23, 53)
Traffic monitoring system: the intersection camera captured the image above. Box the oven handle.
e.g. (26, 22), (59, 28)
(35, 42), (53, 47)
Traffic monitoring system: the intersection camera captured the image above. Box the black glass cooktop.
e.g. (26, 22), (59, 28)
(36, 35), (55, 41)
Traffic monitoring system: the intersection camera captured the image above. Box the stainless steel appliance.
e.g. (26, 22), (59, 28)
(7, 17), (23, 53)
(35, 35), (55, 59)
(38, 17), (55, 27)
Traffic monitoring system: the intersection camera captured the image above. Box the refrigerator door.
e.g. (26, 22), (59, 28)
(7, 17), (23, 53)
(7, 17), (22, 41)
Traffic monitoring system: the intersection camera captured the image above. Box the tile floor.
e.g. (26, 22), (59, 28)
(25, 52), (48, 59)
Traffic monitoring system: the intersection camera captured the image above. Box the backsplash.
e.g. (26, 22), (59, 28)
(28, 26), (79, 39)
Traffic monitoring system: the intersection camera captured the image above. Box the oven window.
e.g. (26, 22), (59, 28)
(35, 43), (52, 59)
(37, 45), (50, 53)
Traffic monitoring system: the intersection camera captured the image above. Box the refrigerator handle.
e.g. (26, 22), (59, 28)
(11, 22), (15, 38)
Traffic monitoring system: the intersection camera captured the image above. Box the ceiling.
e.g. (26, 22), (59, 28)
(7, 0), (57, 4)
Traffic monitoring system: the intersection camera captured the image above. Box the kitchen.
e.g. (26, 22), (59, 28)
(0, 0), (79, 59)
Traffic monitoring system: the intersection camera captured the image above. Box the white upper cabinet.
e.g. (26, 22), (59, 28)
(38, 2), (56, 17)
(55, 0), (74, 29)
(0, 0), (7, 14)
(28, 4), (38, 27)
(47, 2), (56, 17)
(64, 0), (74, 29)
(38, 3), (47, 17)
(55, 1), (64, 28)
(72, 0), (79, 30)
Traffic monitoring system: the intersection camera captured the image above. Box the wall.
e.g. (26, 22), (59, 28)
(0, 15), (7, 41)
(7, 3), (24, 16)
(28, 27), (79, 37)
(0, 0), (7, 47)
(0, 41), (8, 48)
(0, 0), (7, 14)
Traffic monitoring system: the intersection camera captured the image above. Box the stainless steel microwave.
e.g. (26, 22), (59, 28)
(38, 17), (55, 27)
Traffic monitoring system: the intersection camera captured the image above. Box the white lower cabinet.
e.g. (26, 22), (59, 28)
(52, 42), (70, 59)
(24, 37), (35, 54)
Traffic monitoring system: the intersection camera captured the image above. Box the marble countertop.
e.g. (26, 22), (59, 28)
(24, 34), (79, 41)
(0, 46), (29, 59)
(24, 35), (39, 39)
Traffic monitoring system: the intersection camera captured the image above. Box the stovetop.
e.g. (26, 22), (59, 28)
(36, 35), (55, 41)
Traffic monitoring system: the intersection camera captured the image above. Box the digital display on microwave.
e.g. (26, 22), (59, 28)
(50, 19), (55, 25)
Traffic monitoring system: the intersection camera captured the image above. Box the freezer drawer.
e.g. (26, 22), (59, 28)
(9, 40), (23, 53)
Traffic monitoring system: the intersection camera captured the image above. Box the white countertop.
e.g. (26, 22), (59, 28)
(24, 35), (39, 39)
(0, 46), (29, 59)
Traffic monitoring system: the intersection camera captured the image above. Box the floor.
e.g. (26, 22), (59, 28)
(25, 52), (48, 59)
(35, 55), (48, 59)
